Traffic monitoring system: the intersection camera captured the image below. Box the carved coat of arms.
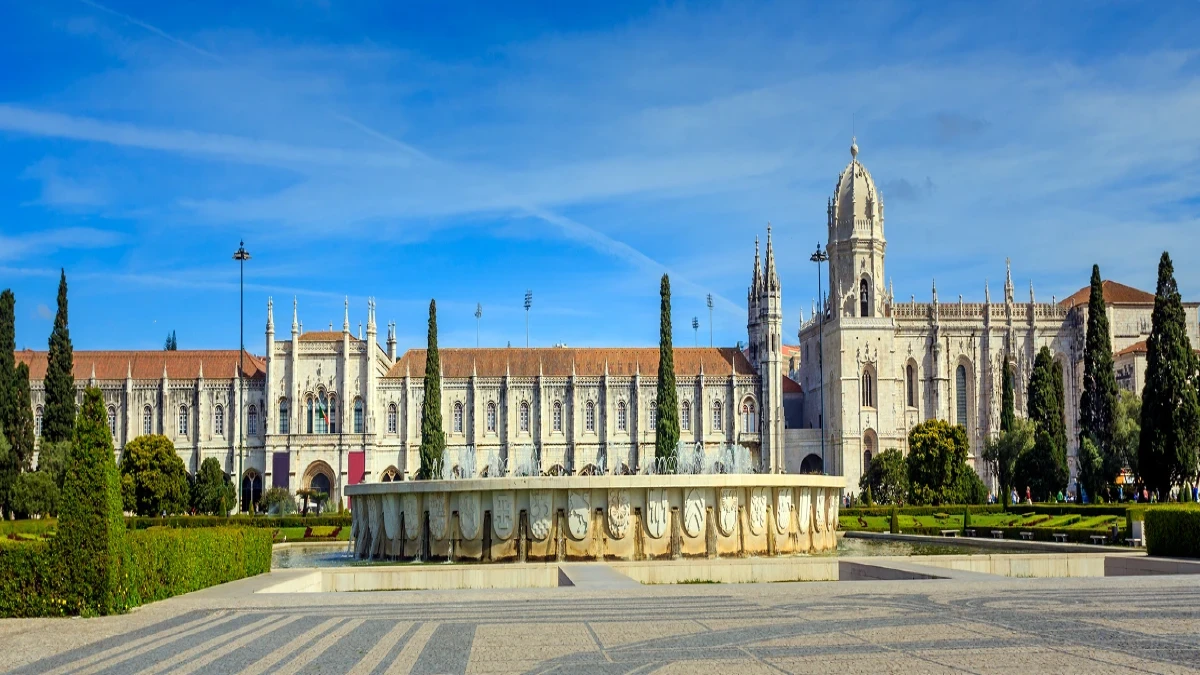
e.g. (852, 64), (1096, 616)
(402, 494), (419, 540)
(814, 490), (825, 533)
(607, 489), (630, 539)
(775, 488), (793, 534)
(428, 493), (448, 540)
(458, 493), (480, 540)
(797, 488), (812, 534)
(529, 490), (552, 541)
(492, 491), (515, 539)
(749, 488), (767, 535)
(717, 488), (737, 537)
(383, 494), (401, 541)
(645, 488), (668, 539)
(568, 490), (590, 539)
(683, 488), (705, 537)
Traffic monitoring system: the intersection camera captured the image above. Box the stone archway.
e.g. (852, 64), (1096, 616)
(800, 453), (824, 474)
(241, 469), (264, 513)
(302, 460), (336, 514)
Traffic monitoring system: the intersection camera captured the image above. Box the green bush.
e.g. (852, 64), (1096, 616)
(126, 527), (272, 603)
(119, 435), (189, 517)
(1145, 508), (1200, 558)
(11, 470), (59, 518)
(0, 541), (66, 617)
(125, 514), (350, 530)
(192, 457), (236, 515)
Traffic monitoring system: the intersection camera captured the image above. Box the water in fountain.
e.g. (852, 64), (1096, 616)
(484, 448), (507, 478)
(511, 444), (541, 477)
(440, 446), (478, 480)
(639, 442), (758, 475)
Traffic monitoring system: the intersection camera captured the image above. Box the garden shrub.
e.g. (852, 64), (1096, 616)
(119, 435), (189, 517)
(1145, 508), (1200, 558)
(125, 514), (350, 530)
(0, 541), (65, 618)
(126, 527), (273, 603)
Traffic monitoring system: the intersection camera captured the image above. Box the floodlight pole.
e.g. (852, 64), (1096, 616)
(233, 240), (251, 513)
(706, 294), (713, 347)
(810, 243), (828, 473)
(524, 290), (532, 348)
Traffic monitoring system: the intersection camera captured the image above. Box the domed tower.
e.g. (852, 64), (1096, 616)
(827, 138), (886, 319)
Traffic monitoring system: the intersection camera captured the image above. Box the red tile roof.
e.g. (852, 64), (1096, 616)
(783, 375), (802, 394)
(387, 347), (754, 379)
(1061, 280), (1156, 307)
(298, 331), (361, 342)
(1114, 341), (1147, 358)
(14, 349), (266, 380)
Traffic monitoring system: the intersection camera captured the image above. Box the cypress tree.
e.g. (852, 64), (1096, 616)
(10, 362), (35, 473)
(1139, 252), (1200, 497)
(418, 299), (445, 479)
(44, 270), (76, 442)
(1000, 361), (1015, 433)
(655, 275), (680, 467)
(1019, 346), (1069, 499)
(1078, 265), (1121, 485)
(0, 289), (14, 442)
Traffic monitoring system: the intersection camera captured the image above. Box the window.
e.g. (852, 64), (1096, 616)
(214, 404), (225, 436)
(860, 278), (870, 317)
(862, 369), (874, 408)
(306, 397), (314, 434)
(142, 405), (152, 435)
(486, 402), (497, 432)
(279, 398), (290, 435)
(585, 401), (596, 432)
(248, 405), (258, 437)
(648, 402), (657, 428)
(519, 401), (530, 433)
(353, 398), (364, 434)
(617, 401), (627, 431)
(36, 406), (44, 437)
(712, 400), (723, 431)
(108, 405), (117, 437)
(864, 449), (873, 468)
(381, 467), (399, 482)
(453, 401), (464, 433)
(741, 400), (756, 433)
(552, 401), (562, 432)
(956, 365), (968, 427)
(328, 395), (337, 433)
(314, 393), (328, 434)
(681, 401), (691, 431)
(178, 405), (189, 436)
(387, 404), (398, 434)
(906, 364), (916, 408)
(864, 431), (875, 469)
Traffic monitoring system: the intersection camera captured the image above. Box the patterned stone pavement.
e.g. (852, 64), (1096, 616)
(3, 572), (1200, 674)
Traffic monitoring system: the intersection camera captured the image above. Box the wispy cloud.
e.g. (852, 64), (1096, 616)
(0, 228), (122, 262)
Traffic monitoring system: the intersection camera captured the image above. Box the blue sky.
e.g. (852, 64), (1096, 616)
(2, 1), (1199, 353)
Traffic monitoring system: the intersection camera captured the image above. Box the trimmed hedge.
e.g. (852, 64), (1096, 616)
(127, 527), (273, 603)
(1145, 508), (1200, 558)
(0, 541), (67, 618)
(126, 514), (350, 530)
(843, 505), (1007, 518)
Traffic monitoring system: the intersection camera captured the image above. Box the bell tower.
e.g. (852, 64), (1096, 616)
(826, 138), (886, 319)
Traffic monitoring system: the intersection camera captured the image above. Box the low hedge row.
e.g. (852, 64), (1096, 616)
(126, 514), (350, 530)
(842, 505), (1007, 518)
(0, 541), (66, 617)
(1145, 508), (1200, 558)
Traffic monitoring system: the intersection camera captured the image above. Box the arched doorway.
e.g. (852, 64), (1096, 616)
(380, 466), (400, 482)
(302, 460), (336, 515)
(241, 469), (263, 513)
(800, 453), (824, 474)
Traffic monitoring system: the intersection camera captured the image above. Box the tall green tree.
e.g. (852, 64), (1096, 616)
(1114, 390), (1141, 482)
(1078, 265), (1120, 487)
(53, 387), (131, 615)
(119, 435), (189, 517)
(10, 362), (35, 473)
(0, 289), (15, 443)
(1014, 424), (1069, 501)
(0, 424), (13, 518)
(983, 418), (1035, 508)
(858, 448), (908, 505)
(192, 456), (235, 515)
(43, 270), (76, 442)
(1024, 345), (1069, 495)
(163, 330), (177, 351)
(417, 299), (445, 479)
(1000, 360), (1016, 433)
(1139, 252), (1200, 497)
(655, 274), (680, 467)
(906, 419), (971, 505)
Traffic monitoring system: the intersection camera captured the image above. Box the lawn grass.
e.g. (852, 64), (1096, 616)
(842, 511), (1121, 533)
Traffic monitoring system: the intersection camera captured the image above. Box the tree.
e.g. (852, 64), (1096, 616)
(43, 270), (76, 442)
(954, 469), (989, 505)
(1076, 436), (1103, 503)
(906, 419), (971, 505)
(118, 435), (189, 517)
(0, 426), (13, 518)
(1078, 265), (1120, 486)
(417, 299), (445, 479)
(655, 274), (680, 467)
(53, 387), (130, 615)
(163, 330), (177, 351)
(1024, 346), (1069, 497)
(1139, 252), (1200, 497)
(1014, 425), (1069, 502)
(1114, 390), (1141, 482)
(0, 289), (15, 444)
(1000, 361), (1016, 433)
(10, 362), (35, 473)
(12, 470), (58, 518)
(983, 418), (1035, 508)
(858, 448), (908, 505)
(192, 456), (235, 515)
(262, 486), (296, 515)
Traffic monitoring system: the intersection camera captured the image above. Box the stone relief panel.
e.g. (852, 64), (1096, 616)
(717, 488), (737, 537)
(369, 495), (384, 544)
(683, 488), (705, 537)
(645, 488), (668, 539)
(383, 494), (401, 541)
(568, 490), (590, 539)
(459, 492), (480, 540)
(529, 489), (552, 541)
(797, 487), (811, 534)
(428, 493), (448, 540)
(607, 489), (630, 539)
(825, 488), (838, 530)
(402, 494), (419, 540)
(814, 490), (826, 533)
(492, 491), (515, 539)
(775, 488), (793, 534)
(749, 487), (767, 535)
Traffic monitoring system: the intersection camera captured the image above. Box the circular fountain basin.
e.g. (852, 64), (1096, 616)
(344, 474), (844, 563)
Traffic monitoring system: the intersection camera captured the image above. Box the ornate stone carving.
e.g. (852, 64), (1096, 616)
(607, 489), (630, 539)
(492, 491), (515, 539)
(529, 489), (552, 541)
(568, 490), (590, 539)
(402, 494), (419, 540)
(749, 487), (767, 535)
(775, 488), (793, 534)
(683, 488), (705, 537)
(797, 487), (812, 534)
(717, 488), (737, 537)
(645, 488), (668, 539)
(825, 488), (838, 530)
(383, 494), (401, 541)
(428, 493), (448, 540)
(368, 495), (384, 544)
(814, 490), (826, 533)
(459, 492), (480, 540)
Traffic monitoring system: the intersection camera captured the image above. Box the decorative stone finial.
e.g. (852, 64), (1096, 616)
(850, 136), (858, 160)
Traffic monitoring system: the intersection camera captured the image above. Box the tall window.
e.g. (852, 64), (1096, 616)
(681, 401), (691, 431)
(486, 402), (497, 432)
(279, 398), (290, 435)
(519, 401), (530, 433)
(741, 400), (756, 433)
(648, 402), (657, 428)
(178, 405), (189, 436)
(860, 278), (870, 317)
(108, 405), (117, 437)
(214, 404), (225, 436)
(906, 364), (916, 408)
(585, 401), (596, 432)
(36, 406), (44, 437)
(328, 395), (337, 433)
(956, 365), (968, 427)
(306, 396), (314, 434)
(453, 401), (464, 433)
(552, 401), (563, 432)
(353, 398), (364, 434)
(616, 401), (627, 431)
(247, 405), (258, 437)
(864, 430), (876, 470)
(387, 404), (398, 434)
(712, 400), (723, 431)
(862, 369), (874, 408)
(314, 392), (328, 434)
(142, 405), (152, 435)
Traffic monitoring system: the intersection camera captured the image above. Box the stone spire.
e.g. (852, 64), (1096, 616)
(764, 224), (779, 291)
(1004, 258), (1015, 304)
(267, 296), (274, 332)
(985, 280), (991, 304)
(386, 321), (397, 361)
(343, 296), (350, 333)
(932, 279), (938, 304)
(366, 297), (376, 333)
(291, 296), (299, 337)
(1029, 279), (1035, 305)
(751, 236), (762, 297)
(197, 360), (204, 379)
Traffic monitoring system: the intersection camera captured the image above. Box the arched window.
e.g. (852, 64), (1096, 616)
(617, 401), (627, 431)
(327, 394), (337, 434)
(279, 398), (290, 435)
(486, 402), (497, 432)
(141, 405), (151, 435)
(381, 466), (400, 482)
(519, 401), (530, 433)
(247, 405), (258, 437)
(648, 401), (657, 428)
(712, 400), (722, 431)
(107, 405), (117, 437)
(860, 278), (870, 317)
(214, 404), (224, 436)
(906, 364), (916, 408)
(453, 401), (464, 433)
(387, 404), (398, 434)
(585, 401), (596, 432)
(956, 365), (968, 427)
(315, 392), (330, 434)
(863, 430), (876, 470)
(741, 399), (756, 433)
(552, 401), (562, 432)
(862, 369), (874, 408)
(353, 398), (364, 434)
(178, 405), (189, 436)
(306, 396), (314, 434)
(36, 406), (44, 437)
(681, 401), (691, 431)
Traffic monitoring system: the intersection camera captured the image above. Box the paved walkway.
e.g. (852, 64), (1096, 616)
(3, 571), (1200, 674)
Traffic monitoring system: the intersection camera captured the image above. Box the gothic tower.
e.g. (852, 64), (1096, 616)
(759, 226), (785, 472)
(827, 138), (886, 319)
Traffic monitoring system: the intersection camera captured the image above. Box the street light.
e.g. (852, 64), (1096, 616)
(809, 243), (828, 473)
(523, 290), (532, 348)
(706, 294), (713, 347)
(233, 240), (251, 513)
(475, 303), (482, 347)
(692, 316), (699, 347)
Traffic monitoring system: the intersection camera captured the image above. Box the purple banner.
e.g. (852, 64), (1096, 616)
(272, 452), (290, 489)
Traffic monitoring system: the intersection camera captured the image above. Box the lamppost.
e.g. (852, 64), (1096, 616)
(233, 240), (251, 513)
(692, 317), (699, 347)
(475, 303), (482, 347)
(524, 290), (532, 348)
(706, 294), (713, 347)
(809, 243), (828, 472)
